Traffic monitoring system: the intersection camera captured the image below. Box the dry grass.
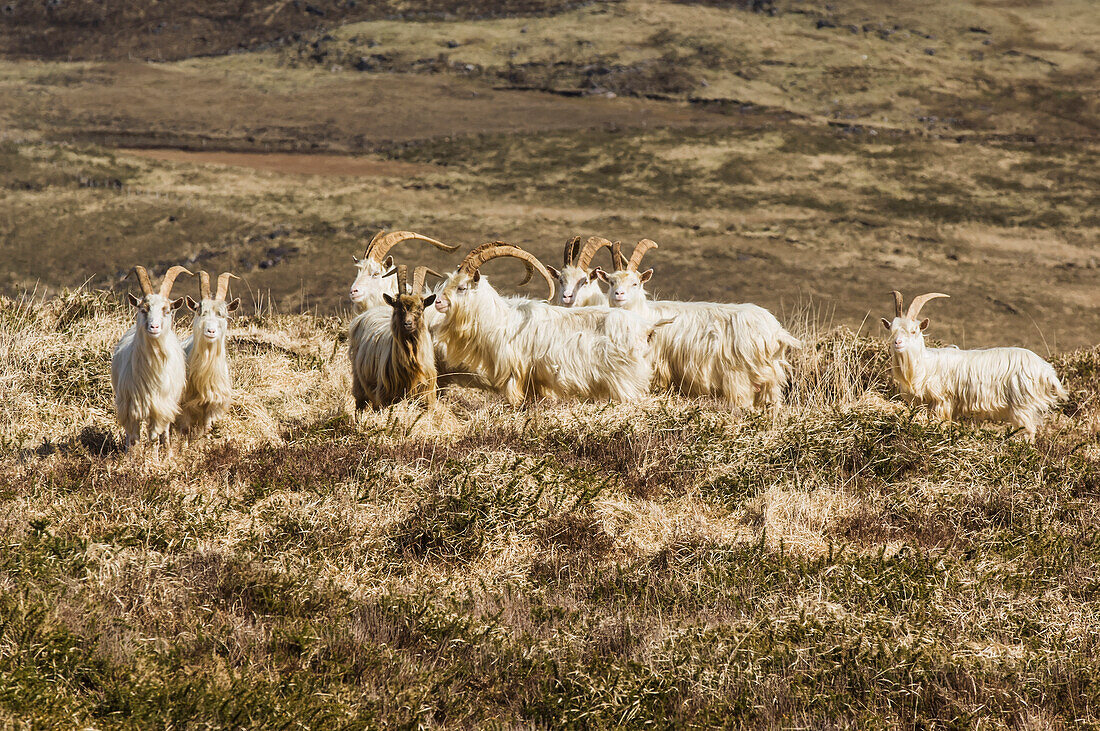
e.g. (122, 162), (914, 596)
(3, 288), (1100, 726)
(273, 0), (1098, 135)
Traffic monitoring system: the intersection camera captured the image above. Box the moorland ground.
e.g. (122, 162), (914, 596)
(3, 291), (1100, 727)
(0, 0), (1097, 347)
(1, 0), (1099, 726)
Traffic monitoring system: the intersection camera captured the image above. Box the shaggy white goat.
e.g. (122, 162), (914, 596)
(546, 236), (613, 307)
(882, 291), (1067, 440)
(349, 230), (457, 312)
(596, 239), (800, 410)
(111, 265), (191, 457)
(349, 265), (442, 410)
(432, 243), (671, 405)
(176, 271), (240, 438)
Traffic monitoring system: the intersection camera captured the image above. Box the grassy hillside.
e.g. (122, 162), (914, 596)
(2, 290), (1100, 726)
(0, 0), (1096, 347)
(1, 0), (1097, 725)
(0, 0), (590, 61)
(0, 125), (1097, 349)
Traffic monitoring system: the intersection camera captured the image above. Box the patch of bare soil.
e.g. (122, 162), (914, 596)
(117, 149), (441, 177)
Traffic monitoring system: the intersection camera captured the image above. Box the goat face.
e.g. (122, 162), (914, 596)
(187, 296), (241, 342)
(128, 292), (183, 339)
(595, 267), (652, 307)
(547, 264), (595, 306)
(384, 290), (434, 337)
(349, 255), (395, 306)
(434, 270), (480, 316)
(882, 315), (928, 354)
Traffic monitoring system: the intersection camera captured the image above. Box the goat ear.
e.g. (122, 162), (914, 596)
(170, 297), (186, 310)
(472, 270), (481, 284)
(920, 318), (930, 331)
(185, 296), (199, 311)
(227, 298), (241, 312)
(881, 318), (892, 330)
(127, 292), (141, 308)
(639, 269), (654, 283)
(352, 255), (360, 264)
(594, 268), (610, 284)
(546, 265), (560, 279)
(382, 255), (394, 269)
(382, 293), (396, 306)
(423, 294), (436, 307)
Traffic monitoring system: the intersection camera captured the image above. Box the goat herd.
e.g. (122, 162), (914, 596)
(109, 231), (1068, 458)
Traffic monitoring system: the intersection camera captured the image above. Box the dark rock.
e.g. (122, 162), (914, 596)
(924, 48), (936, 55)
(446, 39), (460, 48)
(816, 18), (837, 29)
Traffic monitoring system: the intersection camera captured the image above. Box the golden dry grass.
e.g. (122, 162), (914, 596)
(3, 288), (1100, 726)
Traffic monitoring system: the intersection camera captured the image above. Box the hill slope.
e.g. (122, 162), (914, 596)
(0, 0), (588, 60)
(2, 292), (1100, 726)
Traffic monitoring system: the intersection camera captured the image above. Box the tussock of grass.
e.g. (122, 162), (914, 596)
(2, 289), (1100, 726)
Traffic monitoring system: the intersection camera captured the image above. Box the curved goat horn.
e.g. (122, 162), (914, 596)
(891, 290), (904, 319)
(159, 266), (192, 299)
(577, 236), (614, 271)
(563, 236), (582, 266)
(215, 272), (239, 301)
(462, 241), (535, 285)
(199, 271), (212, 300)
(459, 244), (555, 302)
(906, 292), (950, 320)
(611, 240), (627, 272)
(628, 239), (658, 271)
(412, 266), (444, 295)
(366, 230), (458, 264)
(130, 266), (155, 296)
(361, 230), (386, 260)
(394, 264), (409, 295)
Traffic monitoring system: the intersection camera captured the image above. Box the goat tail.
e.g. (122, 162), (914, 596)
(1050, 371), (1069, 404)
(778, 330), (802, 351)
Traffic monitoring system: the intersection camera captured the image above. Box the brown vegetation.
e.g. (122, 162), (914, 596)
(2, 290), (1099, 726)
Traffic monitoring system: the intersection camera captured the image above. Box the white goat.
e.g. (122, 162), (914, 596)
(546, 236), (613, 307)
(110, 265), (191, 457)
(882, 291), (1067, 440)
(349, 265), (442, 410)
(433, 244), (671, 405)
(176, 271), (240, 438)
(596, 239), (800, 410)
(349, 230), (458, 312)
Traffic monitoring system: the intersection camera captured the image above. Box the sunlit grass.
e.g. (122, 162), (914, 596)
(2, 290), (1098, 726)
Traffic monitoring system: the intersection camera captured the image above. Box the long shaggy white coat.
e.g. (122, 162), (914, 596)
(643, 299), (801, 409)
(111, 295), (187, 455)
(177, 324), (233, 436)
(886, 324), (1066, 439)
(433, 275), (658, 405)
(601, 269), (800, 410)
